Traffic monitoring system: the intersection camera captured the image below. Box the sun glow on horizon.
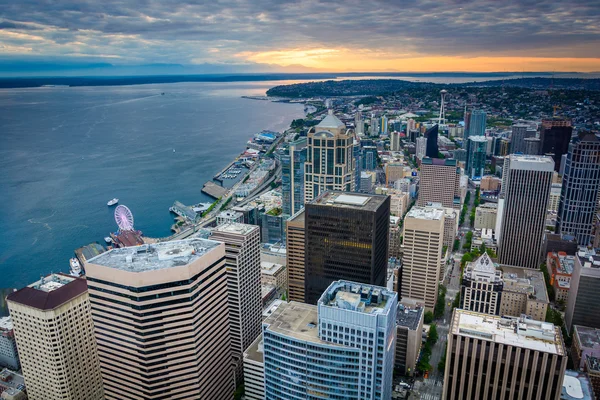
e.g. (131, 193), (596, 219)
(237, 47), (600, 73)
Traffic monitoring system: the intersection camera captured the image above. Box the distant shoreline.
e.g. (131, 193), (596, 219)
(0, 71), (597, 89)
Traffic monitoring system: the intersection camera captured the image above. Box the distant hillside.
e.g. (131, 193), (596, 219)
(266, 77), (600, 97)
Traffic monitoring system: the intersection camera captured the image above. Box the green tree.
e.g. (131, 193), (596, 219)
(453, 239), (460, 252)
(427, 324), (439, 346)
(424, 311), (434, 324)
(452, 292), (461, 309)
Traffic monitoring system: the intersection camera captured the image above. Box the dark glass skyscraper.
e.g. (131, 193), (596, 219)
(557, 132), (600, 245)
(541, 118), (573, 172)
(425, 124), (439, 158)
(304, 191), (390, 304)
(280, 137), (307, 217)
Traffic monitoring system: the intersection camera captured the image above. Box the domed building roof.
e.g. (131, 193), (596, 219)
(317, 110), (345, 130)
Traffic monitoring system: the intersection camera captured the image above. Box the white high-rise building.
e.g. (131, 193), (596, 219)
(416, 136), (427, 160)
(263, 281), (398, 400)
(211, 223), (262, 384)
(390, 130), (401, 151)
(354, 110), (363, 135)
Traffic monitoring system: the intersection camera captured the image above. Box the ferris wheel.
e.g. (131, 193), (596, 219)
(114, 205), (134, 231)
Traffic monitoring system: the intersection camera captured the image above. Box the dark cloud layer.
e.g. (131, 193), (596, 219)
(0, 0), (599, 65)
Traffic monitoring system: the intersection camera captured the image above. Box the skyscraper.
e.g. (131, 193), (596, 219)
(262, 281), (398, 400)
(401, 207), (445, 311)
(460, 253), (503, 315)
(424, 124), (439, 158)
(541, 117), (573, 172)
(443, 310), (567, 400)
(468, 109), (487, 137)
(304, 111), (355, 202)
(304, 191), (390, 304)
(557, 132), (600, 246)
(286, 209), (306, 302)
(381, 115), (388, 134)
(466, 135), (487, 179)
(417, 157), (462, 210)
(85, 239), (234, 400)
(354, 110), (363, 135)
(362, 145), (378, 170)
(211, 223), (262, 384)
(565, 247), (600, 331)
(280, 137), (307, 217)
(7, 274), (104, 400)
(498, 155), (554, 269)
(390, 130), (401, 151)
(416, 136), (427, 160)
(510, 123), (536, 154)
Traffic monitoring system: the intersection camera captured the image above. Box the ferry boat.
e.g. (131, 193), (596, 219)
(69, 258), (82, 277)
(107, 198), (119, 206)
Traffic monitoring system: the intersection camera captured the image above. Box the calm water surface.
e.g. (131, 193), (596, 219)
(0, 81), (305, 289)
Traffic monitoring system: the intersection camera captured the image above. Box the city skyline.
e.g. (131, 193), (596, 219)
(1, 1), (600, 74)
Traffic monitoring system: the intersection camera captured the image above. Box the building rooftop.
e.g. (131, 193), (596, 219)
(263, 301), (327, 344)
(287, 208), (305, 225)
(261, 262), (284, 276)
(576, 247), (600, 269)
(310, 191), (387, 212)
(0, 369), (25, 396)
(396, 304), (423, 330)
(0, 316), (12, 331)
(7, 274), (87, 311)
(318, 281), (395, 315)
(573, 325), (600, 350)
(586, 355), (600, 373)
(87, 238), (221, 272)
(243, 334), (264, 364)
(317, 111), (345, 130)
(468, 135), (488, 142)
(501, 265), (548, 303)
(562, 370), (594, 400)
(451, 310), (564, 355)
(217, 210), (243, 220)
(213, 222), (257, 235)
(406, 206), (444, 221)
(509, 154), (555, 171)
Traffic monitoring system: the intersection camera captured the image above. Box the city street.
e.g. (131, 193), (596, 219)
(410, 188), (475, 399)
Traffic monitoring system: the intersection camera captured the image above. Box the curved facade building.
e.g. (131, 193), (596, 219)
(263, 281), (397, 400)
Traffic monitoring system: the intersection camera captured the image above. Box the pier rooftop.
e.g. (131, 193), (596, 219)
(87, 238), (221, 272)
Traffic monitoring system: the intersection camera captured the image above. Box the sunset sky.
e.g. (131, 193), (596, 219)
(1, 0), (599, 73)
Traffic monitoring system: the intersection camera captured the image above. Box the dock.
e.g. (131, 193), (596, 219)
(169, 201), (200, 222)
(202, 181), (228, 199)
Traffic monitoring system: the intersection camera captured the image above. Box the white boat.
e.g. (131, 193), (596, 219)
(107, 198), (119, 206)
(69, 258), (82, 277)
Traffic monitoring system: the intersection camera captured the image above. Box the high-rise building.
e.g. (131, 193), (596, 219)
(466, 135), (487, 179)
(304, 191), (390, 304)
(286, 209), (306, 302)
(85, 239), (233, 400)
(381, 115), (388, 134)
(395, 304), (424, 376)
(0, 317), (19, 371)
(242, 334), (265, 400)
(401, 207), (445, 311)
(354, 110), (363, 135)
(566, 247), (600, 331)
(498, 155), (554, 269)
(416, 136), (427, 160)
(541, 117), (573, 172)
(262, 281), (398, 400)
(500, 265), (549, 321)
(304, 111), (355, 202)
(443, 310), (567, 400)
(370, 116), (379, 136)
(548, 183), (562, 213)
(468, 109), (487, 137)
(425, 124), (439, 158)
(511, 124), (536, 154)
(280, 137), (307, 217)
(390, 130), (401, 151)
(211, 223), (262, 384)
(362, 145), (378, 170)
(557, 132), (600, 246)
(460, 253), (503, 315)
(418, 157), (462, 210)
(353, 140), (362, 193)
(474, 203), (498, 230)
(524, 137), (541, 155)
(7, 274), (104, 400)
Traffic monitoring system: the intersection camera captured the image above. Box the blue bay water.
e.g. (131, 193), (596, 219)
(0, 81), (305, 289)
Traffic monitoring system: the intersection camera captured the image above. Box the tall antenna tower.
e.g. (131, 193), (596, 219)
(438, 89), (448, 125)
